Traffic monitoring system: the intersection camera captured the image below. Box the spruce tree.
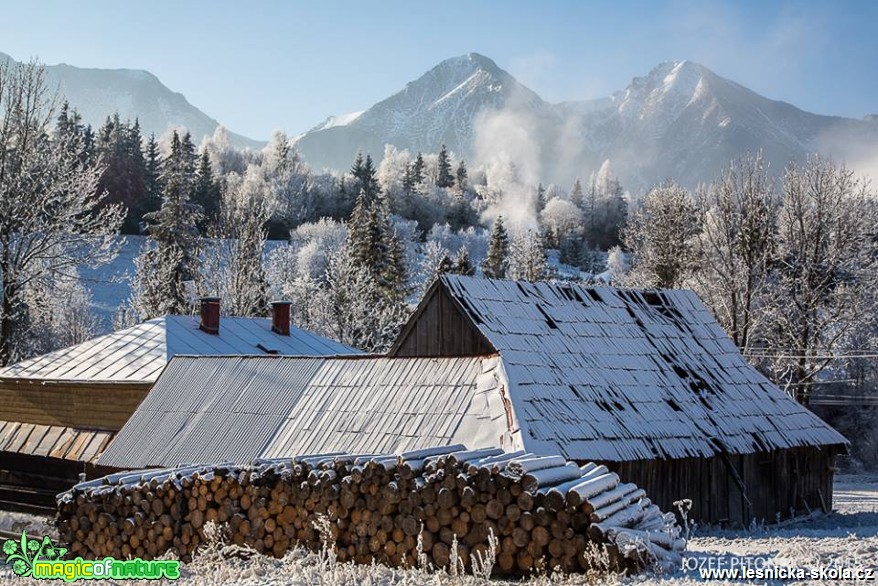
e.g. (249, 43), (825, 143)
(570, 178), (584, 208)
(143, 134), (162, 219)
(411, 152), (425, 186)
(536, 183), (546, 214)
(437, 144), (454, 188)
(453, 249), (475, 276)
(455, 160), (468, 193)
(134, 130), (203, 318)
(193, 150), (221, 224)
(482, 216), (510, 279)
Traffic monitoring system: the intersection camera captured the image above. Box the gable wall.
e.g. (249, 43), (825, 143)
(0, 379), (150, 431)
(391, 285), (495, 357)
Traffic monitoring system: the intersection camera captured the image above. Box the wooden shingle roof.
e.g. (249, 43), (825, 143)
(435, 276), (847, 461)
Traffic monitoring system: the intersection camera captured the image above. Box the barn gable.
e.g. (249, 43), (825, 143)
(392, 276), (847, 463)
(391, 280), (496, 357)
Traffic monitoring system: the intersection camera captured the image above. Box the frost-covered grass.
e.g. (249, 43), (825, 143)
(2, 475), (876, 585)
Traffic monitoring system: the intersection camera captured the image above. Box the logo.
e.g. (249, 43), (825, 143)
(3, 532), (181, 581)
(3, 531), (67, 578)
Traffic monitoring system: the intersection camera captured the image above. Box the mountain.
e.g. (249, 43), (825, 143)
(0, 51), (260, 149)
(295, 53), (556, 172)
(295, 55), (878, 190)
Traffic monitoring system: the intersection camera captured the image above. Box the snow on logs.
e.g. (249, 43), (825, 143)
(56, 446), (685, 575)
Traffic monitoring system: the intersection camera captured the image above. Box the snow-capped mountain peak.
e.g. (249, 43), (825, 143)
(292, 54), (878, 190)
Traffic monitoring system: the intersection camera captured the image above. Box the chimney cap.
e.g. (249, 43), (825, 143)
(200, 296), (221, 302)
(270, 300), (292, 306)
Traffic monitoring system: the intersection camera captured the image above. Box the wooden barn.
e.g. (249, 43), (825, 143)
(388, 276), (848, 525)
(0, 299), (356, 511)
(97, 276), (846, 525)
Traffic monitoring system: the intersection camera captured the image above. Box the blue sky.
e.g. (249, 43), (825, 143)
(1, 0), (875, 139)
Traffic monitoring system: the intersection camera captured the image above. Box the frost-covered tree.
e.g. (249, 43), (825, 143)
(569, 178), (584, 208)
(0, 60), (123, 365)
(622, 182), (699, 289)
(201, 168), (270, 317)
(540, 197), (584, 248)
(192, 150), (221, 225)
(507, 230), (548, 282)
(482, 216), (509, 279)
(453, 249), (476, 276)
(263, 131), (312, 230)
(763, 157), (877, 404)
(437, 144), (454, 188)
(693, 153), (779, 352)
(455, 160), (468, 194)
(606, 245), (629, 283)
(19, 270), (101, 357)
(131, 130), (203, 319)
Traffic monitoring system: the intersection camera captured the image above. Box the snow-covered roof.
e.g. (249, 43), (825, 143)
(98, 354), (510, 469)
(0, 315), (358, 383)
(428, 276), (847, 461)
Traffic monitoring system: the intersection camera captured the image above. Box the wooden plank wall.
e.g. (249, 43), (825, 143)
(392, 286), (495, 357)
(0, 453), (115, 510)
(600, 446), (838, 526)
(0, 380), (150, 431)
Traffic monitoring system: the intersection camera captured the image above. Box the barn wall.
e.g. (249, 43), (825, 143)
(391, 286), (495, 357)
(0, 380), (150, 431)
(600, 446), (838, 526)
(0, 453), (113, 512)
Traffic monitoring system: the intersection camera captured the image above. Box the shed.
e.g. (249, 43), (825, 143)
(0, 301), (357, 510)
(388, 276), (848, 524)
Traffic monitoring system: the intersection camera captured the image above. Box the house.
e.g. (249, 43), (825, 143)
(0, 299), (357, 510)
(95, 277), (848, 524)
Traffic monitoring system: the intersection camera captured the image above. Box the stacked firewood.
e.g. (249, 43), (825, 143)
(57, 446), (684, 575)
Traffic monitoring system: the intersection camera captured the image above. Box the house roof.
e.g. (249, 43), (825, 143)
(0, 315), (358, 383)
(97, 354), (510, 469)
(431, 275), (847, 461)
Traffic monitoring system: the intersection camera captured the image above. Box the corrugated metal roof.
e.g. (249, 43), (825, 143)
(0, 315), (358, 383)
(0, 420), (113, 464)
(438, 276), (847, 461)
(98, 354), (512, 469)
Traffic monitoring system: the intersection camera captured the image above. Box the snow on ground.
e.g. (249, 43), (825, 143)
(2, 474), (875, 584)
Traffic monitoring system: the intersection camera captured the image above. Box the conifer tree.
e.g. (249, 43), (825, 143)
(437, 144), (454, 188)
(482, 216), (509, 279)
(193, 150), (221, 224)
(132, 130), (203, 318)
(455, 160), (468, 193)
(536, 183), (546, 214)
(142, 133), (162, 219)
(570, 178), (584, 208)
(453, 249), (475, 276)
(411, 152), (425, 186)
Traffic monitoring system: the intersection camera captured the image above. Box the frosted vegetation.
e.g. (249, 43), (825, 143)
(1, 59), (877, 465)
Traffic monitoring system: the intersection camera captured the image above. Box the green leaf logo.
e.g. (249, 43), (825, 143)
(2, 531), (67, 577)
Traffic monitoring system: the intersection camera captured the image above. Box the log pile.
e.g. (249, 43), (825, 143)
(57, 446), (685, 575)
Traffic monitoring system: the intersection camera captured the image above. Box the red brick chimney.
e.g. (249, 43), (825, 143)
(199, 297), (220, 335)
(271, 301), (291, 336)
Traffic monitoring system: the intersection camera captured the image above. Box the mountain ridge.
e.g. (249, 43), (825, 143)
(295, 54), (878, 190)
(0, 51), (261, 149)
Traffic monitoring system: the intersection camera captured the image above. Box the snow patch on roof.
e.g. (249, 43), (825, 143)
(0, 315), (358, 383)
